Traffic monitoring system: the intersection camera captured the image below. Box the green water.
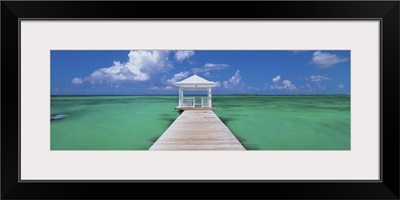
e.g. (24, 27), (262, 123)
(51, 95), (350, 150)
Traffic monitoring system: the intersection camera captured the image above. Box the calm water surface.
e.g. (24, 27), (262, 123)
(51, 95), (350, 150)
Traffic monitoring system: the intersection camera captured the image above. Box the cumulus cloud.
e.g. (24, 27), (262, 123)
(310, 75), (332, 82)
(311, 51), (348, 69)
(175, 50), (195, 62)
(338, 82), (344, 88)
(223, 70), (242, 89)
(269, 77), (297, 91)
(282, 80), (297, 91)
(72, 50), (172, 84)
(221, 70), (258, 91)
(166, 71), (189, 85)
(152, 71), (189, 91)
(272, 75), (281, 82)
(72, 78), (83, 84)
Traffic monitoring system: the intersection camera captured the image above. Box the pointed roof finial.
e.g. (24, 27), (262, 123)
(194, 68), (197, 75)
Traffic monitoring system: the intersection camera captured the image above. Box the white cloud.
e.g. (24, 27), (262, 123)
(269, 79), (297, 91)
(196, 63), (229, 73)
(311, 51), (348, 69)
(310, 75), (332, 82)
(282, 80), (297, 91)
(149, 86), (174, 91)
(221, 70), (259, 91)
(71, 77), (83, 84)
(223, 70), (242, 89)
(72, 50), (172, 84)
(166, 71), (189, 85)
(175, 50), (195, 62)
(153, 71), (189, 91)
(272, 75), (281, 82)
(339, 83), (344, 88)
(203, 63), (229, 71)
(246, 86), (260, 91)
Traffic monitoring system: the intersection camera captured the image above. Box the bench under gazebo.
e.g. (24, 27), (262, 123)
(173, 73), (218, 110)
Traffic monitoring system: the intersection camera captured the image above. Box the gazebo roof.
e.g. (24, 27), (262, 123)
(173, 74), (218, 89)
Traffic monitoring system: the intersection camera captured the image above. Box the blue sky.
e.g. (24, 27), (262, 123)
(51, 50), (350, 95)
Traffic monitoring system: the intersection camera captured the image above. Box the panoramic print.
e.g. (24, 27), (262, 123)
(51, 50), (350, 150)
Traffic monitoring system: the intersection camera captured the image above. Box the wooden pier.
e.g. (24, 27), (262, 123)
(149, 110), (246, 150)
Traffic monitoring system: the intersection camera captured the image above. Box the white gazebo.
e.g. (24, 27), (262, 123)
(173, 74), (218, 110)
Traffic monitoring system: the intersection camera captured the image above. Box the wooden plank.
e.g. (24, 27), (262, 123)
(149, 110), (245, 150)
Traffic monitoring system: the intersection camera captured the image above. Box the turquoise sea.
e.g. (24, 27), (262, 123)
(51, 95), (350, 150)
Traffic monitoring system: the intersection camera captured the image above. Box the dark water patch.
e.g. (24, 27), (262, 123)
(150, 135), (161, 144)
(160, 113), (174, 117)
(159, 117), (176, 126)
(218, 117), (236, 125)
(138, 140), (156, 149)
(234, 135), (258, 150)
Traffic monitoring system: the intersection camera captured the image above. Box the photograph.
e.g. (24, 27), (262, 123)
(51, 50), (350, 150)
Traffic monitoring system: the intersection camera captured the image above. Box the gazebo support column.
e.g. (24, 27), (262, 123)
(178, 88), (183, 108)
(207, 88), (212, 108)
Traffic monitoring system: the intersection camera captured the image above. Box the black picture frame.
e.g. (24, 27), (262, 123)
(2, 1), (399, 199)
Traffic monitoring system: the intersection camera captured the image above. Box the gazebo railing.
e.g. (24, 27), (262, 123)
(201, 97), (211, 108)
(182, 97), (195, 108)
(180, 97), (211, 108)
